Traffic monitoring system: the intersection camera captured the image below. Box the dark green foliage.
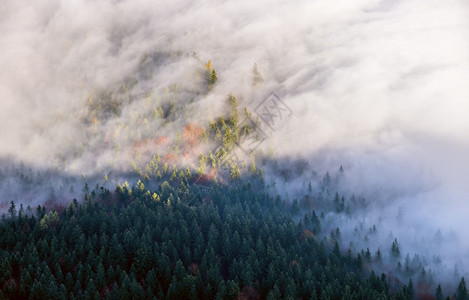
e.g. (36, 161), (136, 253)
(391, 239), (401, 259)
(435, 284), (444, 300)
(456, 277), (468, 300)
(0, 183), (420, 299)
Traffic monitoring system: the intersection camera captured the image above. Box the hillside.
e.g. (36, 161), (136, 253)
(1, 182), (422, 299)
(1, 0), (468, 299)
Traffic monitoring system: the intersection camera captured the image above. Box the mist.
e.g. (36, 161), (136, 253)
(1, 0), (469, 286)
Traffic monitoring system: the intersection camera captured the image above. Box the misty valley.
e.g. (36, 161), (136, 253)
(1, 0), (469, 299)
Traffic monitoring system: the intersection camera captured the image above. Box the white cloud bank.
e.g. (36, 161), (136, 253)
(1, 0), (468, 284)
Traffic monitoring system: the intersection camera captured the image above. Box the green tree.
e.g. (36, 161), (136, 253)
(435, 284), (444, 300)
(391, 239), (401, 259)
(457, 277), (468, 300)
(266, 284), (281, 300)
(230, 164), (241, 181)
(210, 70), (217, 87)
(8, 201), (16, 219)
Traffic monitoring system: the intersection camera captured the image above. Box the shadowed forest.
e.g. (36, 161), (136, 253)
(1, 0), (469, 299)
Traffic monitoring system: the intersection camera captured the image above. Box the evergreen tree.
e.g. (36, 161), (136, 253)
(7, 201), (16, 219)
(252, 63), (264, 86)
(435, 284), (444, 300)
(457, 277), (468, 300)
(210, 70), (218, 87)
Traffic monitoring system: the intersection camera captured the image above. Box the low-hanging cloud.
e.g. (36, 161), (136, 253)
(1, 0), (469, 286)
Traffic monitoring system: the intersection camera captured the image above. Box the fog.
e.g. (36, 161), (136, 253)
(1, 0), (469, 286)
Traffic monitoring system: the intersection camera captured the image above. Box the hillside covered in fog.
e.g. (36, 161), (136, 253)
(1, 0), (469, 298)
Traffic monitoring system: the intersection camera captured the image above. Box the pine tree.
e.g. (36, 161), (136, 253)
(391, 239), (401, 259)
(8, 201), (16, 219)
(435, 284), (444, 300)
(456, 277), (468, 300)
(210, 70), (217, 87)
(252, 63), (264, 86)
(230, 164), (241, 181)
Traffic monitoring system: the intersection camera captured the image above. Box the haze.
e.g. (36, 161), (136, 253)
(1, 0), (468, 284)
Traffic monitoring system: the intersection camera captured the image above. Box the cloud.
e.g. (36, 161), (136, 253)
(1, 0), (468, 284)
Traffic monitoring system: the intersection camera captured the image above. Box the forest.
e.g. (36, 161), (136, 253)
(1, 179), (422, 299)
(1, 159), (469, 299)
(1, 1), (468, 298)
(0, 59), (467, 299)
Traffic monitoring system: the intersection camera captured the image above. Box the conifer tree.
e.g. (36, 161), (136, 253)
(456, 277), (468, 300)
(210, 70), (217, 87)
(252, 63), (264, 86)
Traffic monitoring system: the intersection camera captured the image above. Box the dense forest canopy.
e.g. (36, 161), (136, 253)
(1, 160), (468, 299)
(1, 0), (469, 299)
(0, 180), (433, 299)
